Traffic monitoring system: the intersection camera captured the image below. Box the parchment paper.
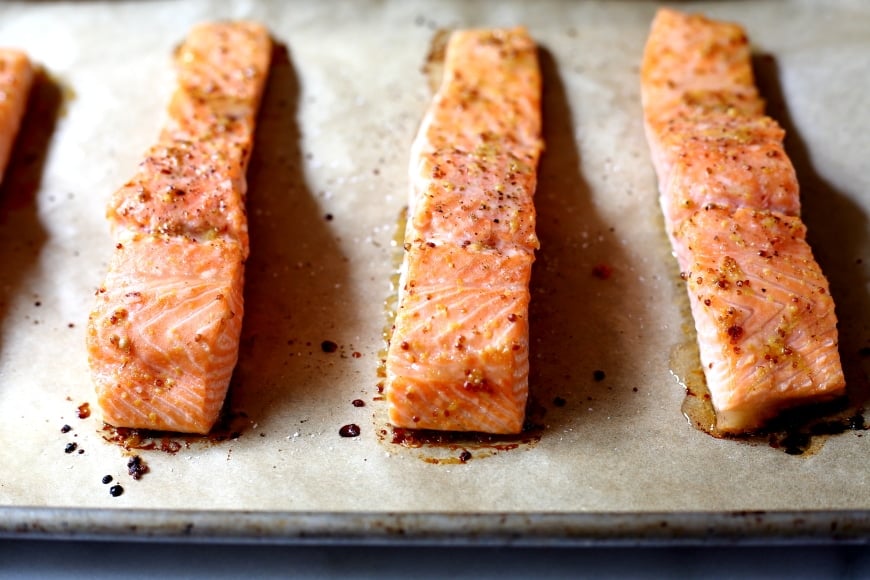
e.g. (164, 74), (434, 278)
(0, 0), (868, 518)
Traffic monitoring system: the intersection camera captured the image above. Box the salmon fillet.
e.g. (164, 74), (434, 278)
(88, 22), (271, 434)
(385, 28), (543, 434)
(641, 8), (845, 433)
(0, 49), (34, 184)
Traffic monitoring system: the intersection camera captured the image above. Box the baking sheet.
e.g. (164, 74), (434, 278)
(0, 0), (868, 542)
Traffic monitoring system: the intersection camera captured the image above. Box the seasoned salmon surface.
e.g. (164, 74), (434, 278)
(88, 22), (271, 434)
(0, 49), (34, 184)
(385, 28), (543, 434)
(641, 9), (845, 433)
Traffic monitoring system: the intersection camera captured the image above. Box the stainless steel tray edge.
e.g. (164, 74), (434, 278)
(2, 507), (869, 546)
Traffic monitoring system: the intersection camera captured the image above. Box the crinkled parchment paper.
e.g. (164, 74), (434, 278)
(0, 0), (868, 526)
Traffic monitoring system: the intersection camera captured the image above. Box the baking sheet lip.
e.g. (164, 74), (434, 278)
(1, 506), (868, 547)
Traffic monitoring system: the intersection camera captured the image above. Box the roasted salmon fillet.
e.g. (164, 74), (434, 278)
(0, 49), (34, 184)
(641, 8), (845, 433)
(385, 28), (543, 434)
(87, 22), (271, 433)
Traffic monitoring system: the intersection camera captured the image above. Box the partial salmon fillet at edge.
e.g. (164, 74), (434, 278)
(87, 22), (272, 434)
(0, 49), (34, 184)
(641, 8), (845, 434)
(385, 28), (543, 434)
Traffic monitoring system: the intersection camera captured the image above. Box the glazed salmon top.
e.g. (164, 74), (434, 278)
(408, 27), (543, 257)
(641, 8), (762, 120)
(641, 9), (801, 230)
(108, 22), (271, 252)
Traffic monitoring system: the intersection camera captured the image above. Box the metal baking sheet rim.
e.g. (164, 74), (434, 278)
(0, 0), (868, 547)
(2, 507), (869, 546)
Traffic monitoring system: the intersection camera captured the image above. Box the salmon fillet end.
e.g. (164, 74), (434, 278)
(679, 208), (845, 433)
(641, 8), (760, 117)
(386, 246), (532, 434)
(87, 235), (244, 434)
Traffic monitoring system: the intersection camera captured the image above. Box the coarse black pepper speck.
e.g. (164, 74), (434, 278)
(351, 399), (365, 408)
(109, 485), (124, 497)
(60, 424), (72, 433)
(321, 340), (338, 353)
(64, 442), (77, 454)
(593, 370), (606, 382)
(102, 475), (113, 484)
